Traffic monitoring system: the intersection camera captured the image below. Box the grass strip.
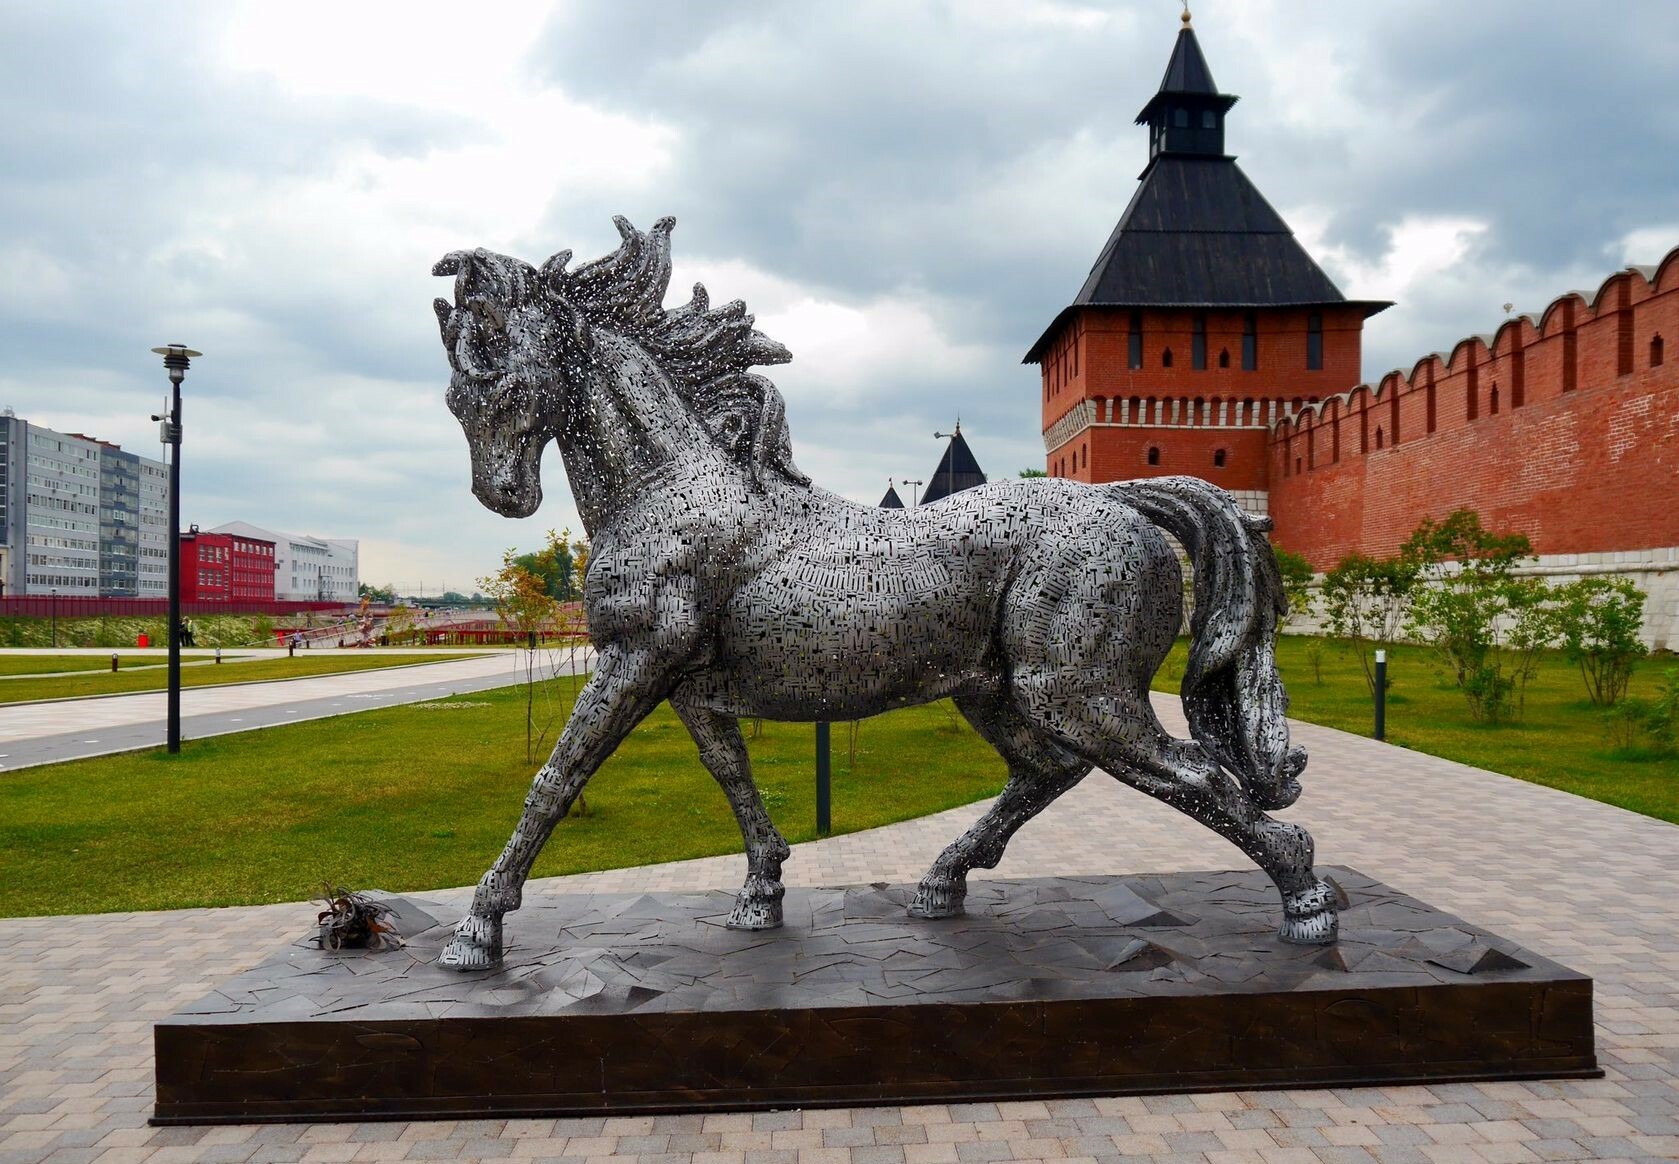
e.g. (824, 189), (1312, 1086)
(1153, 636), (1679, 825)
(0, 684), (1005, 916)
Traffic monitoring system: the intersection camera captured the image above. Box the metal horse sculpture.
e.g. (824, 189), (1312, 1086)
(432, 216), (1339, 970)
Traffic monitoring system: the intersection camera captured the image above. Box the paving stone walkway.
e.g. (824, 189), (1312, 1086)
(2, 694), (1676, 1164)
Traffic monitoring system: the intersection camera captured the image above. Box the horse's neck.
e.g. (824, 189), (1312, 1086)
(556, 331), (728, 533)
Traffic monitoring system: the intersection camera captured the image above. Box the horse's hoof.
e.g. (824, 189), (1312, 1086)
(909, 879), (966, 919)
(439, 915), (502, 970)
(726, 882), (784, 930)
(1278, 908), (1339, 944)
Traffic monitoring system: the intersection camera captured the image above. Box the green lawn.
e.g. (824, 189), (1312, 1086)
(0, 684), (1006, 916)
(1153, 636), (1679, 825)
(0, 652), (483, 704)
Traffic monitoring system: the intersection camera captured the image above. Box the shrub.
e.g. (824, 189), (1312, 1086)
(1550, 576), (1648, 706)
(1321, 552), (1415, 696)
(1401, 510), (1550, 724)
(1272, 546), (1314, 634)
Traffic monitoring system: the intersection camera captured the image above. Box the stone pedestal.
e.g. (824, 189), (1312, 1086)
(153, 868), (1597, 1124)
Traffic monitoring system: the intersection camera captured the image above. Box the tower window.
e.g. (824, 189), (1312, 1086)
(1192, 314), (1207, 370)
(1201, 110), (1217, 129)
(1654, 334), (1666, 368)
(1242, 312), (1257, 370)
(1162, 347), (1174, 368)
(1147, 446), (1160, 466)
(1128, 310), (1143, 369)
(1218, 348), (1230, 369)
(1173, 108), (1189, 128)
(1307, 313), (1323, 370)
(1213, 448), (1227, 468)
(1374, 426), (1384, 449)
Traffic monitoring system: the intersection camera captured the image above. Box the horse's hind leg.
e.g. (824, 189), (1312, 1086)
(1029, 685), (1337, 943)
(671, 690), (790, 930)
(910, 689), (1092, 919)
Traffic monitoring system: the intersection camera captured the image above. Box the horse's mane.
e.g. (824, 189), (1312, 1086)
(546, 216), (809, 489)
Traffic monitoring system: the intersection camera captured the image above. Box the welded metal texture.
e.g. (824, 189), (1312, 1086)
(431, 216), (1337, 970)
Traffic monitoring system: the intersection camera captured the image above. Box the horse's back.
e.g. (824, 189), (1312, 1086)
(682, 479), (1175, 720)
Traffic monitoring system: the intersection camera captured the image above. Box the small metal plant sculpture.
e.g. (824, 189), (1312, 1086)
(314, 883), (399, 951)
(431, 217), (1339, 969)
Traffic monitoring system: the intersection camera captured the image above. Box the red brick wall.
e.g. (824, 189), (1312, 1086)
(1270, 253), (1679, 565)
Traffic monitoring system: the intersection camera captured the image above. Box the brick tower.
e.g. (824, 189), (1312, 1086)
(1025, 10), (1390, 516)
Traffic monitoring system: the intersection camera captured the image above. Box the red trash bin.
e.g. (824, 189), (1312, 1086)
(137, 633), (150, 648)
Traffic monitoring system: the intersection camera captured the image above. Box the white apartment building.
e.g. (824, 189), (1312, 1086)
(0, 412), (170, 598)
(210, 521), (359, 602)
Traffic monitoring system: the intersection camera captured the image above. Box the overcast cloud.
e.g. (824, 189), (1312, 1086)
(1, 1), (1674, 592)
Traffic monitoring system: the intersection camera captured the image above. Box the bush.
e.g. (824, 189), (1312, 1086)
(1321, 552), (1415, 696)
(1551, 576), (1648, 706)
(1272, 545), (1314, 634)
(1602, 668), (1679, 756)
(1401, 510), (1549, 724)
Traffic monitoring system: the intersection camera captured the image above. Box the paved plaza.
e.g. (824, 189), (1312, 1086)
(3, 694), (1677, 1164)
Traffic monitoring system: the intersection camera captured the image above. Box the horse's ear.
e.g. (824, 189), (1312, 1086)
(689, 282), (709, 312)
(540, 250), (572, 293)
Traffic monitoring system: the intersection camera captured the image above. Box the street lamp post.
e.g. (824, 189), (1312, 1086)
(902, 480), (923, 507)
(151, 344), (200, 755)
(50, 588), (58, 647)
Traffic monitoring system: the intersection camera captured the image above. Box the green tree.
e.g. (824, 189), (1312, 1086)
(1272, 546), (1314, 632)
(1401, 510), (1551, 724)
(1550, 576), (1648, 706)
(1019, 467), (1048, 478)
(1320, 552), (1416, 696)
(513, 528), (583, 601)
(384, 603), (418, 646)
(358, 582), (395, 604)
(480, 548), (561, 763)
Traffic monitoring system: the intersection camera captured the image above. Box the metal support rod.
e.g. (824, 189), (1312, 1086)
(166, 372), (182, 753)
(1373, 648), (1387, 741)
(815, 720), (831, 836)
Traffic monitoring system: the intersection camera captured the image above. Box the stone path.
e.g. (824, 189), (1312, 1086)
(0, 649), (593, 771)
(2, 694), (1676, 1163)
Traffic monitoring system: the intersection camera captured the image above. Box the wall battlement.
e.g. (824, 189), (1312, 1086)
(1267, 246), (1679, 568)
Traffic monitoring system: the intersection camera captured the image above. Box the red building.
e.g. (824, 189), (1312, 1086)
(1028, 14), (1679, 647)
(1026, 14), (1388, 510)
(179, 528), (276, 603)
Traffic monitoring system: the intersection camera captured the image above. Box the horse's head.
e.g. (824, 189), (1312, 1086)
(432, 247), (576, 518)
(436, 217), (809, 521)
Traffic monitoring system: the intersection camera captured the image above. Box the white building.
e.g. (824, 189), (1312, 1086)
(210, 521), (359, 602)
(0, 412), (171, 597)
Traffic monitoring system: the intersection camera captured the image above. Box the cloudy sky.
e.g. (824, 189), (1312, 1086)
(2, 1), (1674, 593)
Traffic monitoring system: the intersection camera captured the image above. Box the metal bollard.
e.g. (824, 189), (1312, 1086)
(111, 653), (119, 673)
(815, 721), (832, 836)
(1374, 649), (1387, 741)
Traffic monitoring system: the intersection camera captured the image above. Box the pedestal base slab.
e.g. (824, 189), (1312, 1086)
(153, 868), (1597, 1123)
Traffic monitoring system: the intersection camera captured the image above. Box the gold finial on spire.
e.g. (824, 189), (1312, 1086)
(1181, 2), (1192, 27)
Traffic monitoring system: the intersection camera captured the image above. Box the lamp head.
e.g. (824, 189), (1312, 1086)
(151, 344), (202, 384)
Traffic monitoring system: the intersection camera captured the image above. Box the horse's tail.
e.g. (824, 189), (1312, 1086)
(1109, 476), (1304, 811)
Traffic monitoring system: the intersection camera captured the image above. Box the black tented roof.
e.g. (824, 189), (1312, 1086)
(920, 431), (987, 505)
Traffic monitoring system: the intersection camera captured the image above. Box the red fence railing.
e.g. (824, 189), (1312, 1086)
(0, 596), (349, 619)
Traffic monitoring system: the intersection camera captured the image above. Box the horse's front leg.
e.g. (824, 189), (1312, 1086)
(671, 690), (790, 929)
(440, 647), (667, 969)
